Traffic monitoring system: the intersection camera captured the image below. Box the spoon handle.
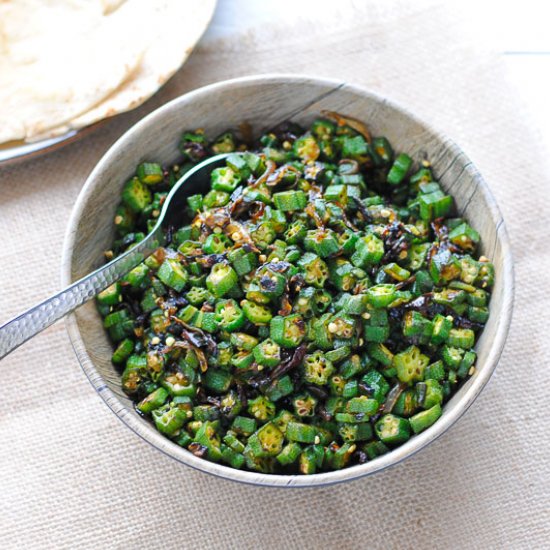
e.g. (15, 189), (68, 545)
(0, 228), (163, 360)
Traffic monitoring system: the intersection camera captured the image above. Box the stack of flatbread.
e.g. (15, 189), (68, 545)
(0, 0), (217, 144)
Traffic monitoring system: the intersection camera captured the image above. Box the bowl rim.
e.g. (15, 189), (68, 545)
(61, 73), (514, 488)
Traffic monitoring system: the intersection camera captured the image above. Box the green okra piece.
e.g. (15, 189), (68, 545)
(206, 263), (238, 298)
(375, 414), (411, 445)
(409, 404), (442, 434)
(273, 190), (307, 211)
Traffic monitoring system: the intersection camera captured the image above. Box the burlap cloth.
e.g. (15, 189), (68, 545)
(0, 1), (548, 548)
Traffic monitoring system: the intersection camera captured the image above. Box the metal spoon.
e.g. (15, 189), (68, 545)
(0, 153), (231, 360)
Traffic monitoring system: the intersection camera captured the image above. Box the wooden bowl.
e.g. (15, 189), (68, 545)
(62, 75), (513, 487)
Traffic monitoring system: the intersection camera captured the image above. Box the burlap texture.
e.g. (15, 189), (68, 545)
(0, 1), (548, 548)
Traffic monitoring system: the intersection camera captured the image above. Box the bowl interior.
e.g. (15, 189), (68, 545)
(63, 75), (512, 487)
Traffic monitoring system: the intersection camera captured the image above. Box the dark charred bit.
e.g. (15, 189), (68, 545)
(242, 243), (256, 254)
(183, 324), (217, 356)
(272, 121), (303, 143)
(395, 274), (416, 290)
(205, 396), (221, 407)
(383, 382), (406, 413)
(196, 254), (227, 269)
(388, 306), (405, 324)
(134, 313), (149, 328)
(165, 225), (175, 245)
(279, 348), (293, 364)
(403, 293), (453, 319)
(334, 203), (359, 231)
(431, 217), (448, 241)
(269, 343), (307, 381)
(305, 384), (329, 400)
(259, 275), (278, 293)
(383, 235), (410, 264)
(167, 289), (189, 308)
(181, 140), (207, 163)
(169, 318), (217, 358)
(228, 195), (247, 219)
(404, 294), (432, 313)
(235, 382), (248, 409)
(195, 387), (208, 404)
(278, 291), (293, 317)
(317, 406), (333, 422)
(352, 197), (374, 223)
(230, 195), (264, 221)
(266, 261), (292, 273)
(289, 274), (306, 297)
(448, 312), (485, 331)
(188, 443), (208, 458)
(381, 221), (411, 263)
(356, 450), (368, 464)
(167, 323), (184, 336)
(248, 375), (272, 393)
(370, 413), (382, 424)
(123, 295), (143, 318)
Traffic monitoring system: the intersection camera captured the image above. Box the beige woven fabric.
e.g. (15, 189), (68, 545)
(0, 1), (548, 548)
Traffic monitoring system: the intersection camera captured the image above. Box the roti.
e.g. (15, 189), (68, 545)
(0, 0), (216, 144)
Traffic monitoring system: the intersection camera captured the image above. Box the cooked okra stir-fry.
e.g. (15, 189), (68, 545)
(97, 113), (494, 474)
